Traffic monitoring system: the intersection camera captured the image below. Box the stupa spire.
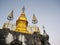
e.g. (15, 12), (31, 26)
(18, 6), (27, 21)
(22, 6), (25, 13)
(43, 25), (46, 33)
(7, 10), (13, 21)
(2, 10), (14, 29)
(32, 14), (38, 24)
(43, 25), (49, 40)
(32, 14), (40, 33)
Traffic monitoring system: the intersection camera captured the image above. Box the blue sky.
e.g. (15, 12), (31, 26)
(0, 0), (60, 45)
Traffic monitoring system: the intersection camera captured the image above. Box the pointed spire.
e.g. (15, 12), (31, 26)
(32, 14), (38, 24)
(7, 10), (13, 21)
(43, 25), (45, 30)
(43, 25), (46, 33)
(43, 25), (49, 40)
(22, 6), (25, 13)
(43, 30), (46, 34)
(18, 6), (27, 21)
(43, 25), (48, 36)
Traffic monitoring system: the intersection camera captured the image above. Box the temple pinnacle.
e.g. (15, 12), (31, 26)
(7, 10), (13, 21)
(32, 14), (38, 24)
(22, 6), (25, 13)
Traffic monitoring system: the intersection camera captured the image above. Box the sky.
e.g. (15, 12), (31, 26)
(0, 0), (60, 45)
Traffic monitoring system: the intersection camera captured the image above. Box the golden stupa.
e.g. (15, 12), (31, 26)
(15, 7), (32, 34)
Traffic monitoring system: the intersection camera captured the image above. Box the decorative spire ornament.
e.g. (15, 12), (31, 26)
(43, 25), (49, 40)
(32, 14), (38, 24)
(43, 25), (46, 33)
(43, 25), (48, 35)
(7, 10), (13, 21)
(43, 25), (45, 30)
(3, 10), (14, 29)
(22, 6), (25, 13)
(32, 14), (40, 33)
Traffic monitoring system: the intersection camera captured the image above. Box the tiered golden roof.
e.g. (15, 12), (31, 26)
(15, 7), (32, 34)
